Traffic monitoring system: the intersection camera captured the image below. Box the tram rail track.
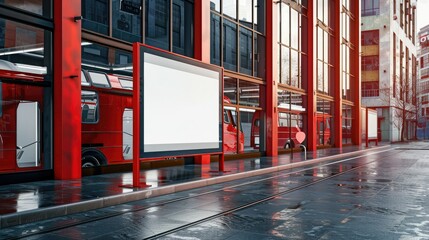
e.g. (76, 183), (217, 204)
(4, 147), (398, 240)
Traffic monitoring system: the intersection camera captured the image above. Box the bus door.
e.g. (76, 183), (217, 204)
(16, 101), (40, 167)
(123, 108), (133, 160)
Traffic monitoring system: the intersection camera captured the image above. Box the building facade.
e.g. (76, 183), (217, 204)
(361, 0), (417, 142)
(0, 0), (361, 183)
(417, 25), (429, 139)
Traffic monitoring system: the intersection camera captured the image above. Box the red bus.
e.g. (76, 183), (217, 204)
(80, 71), (134, 167)
(1, 63), (245, 174)
(80, 71), (245, 167)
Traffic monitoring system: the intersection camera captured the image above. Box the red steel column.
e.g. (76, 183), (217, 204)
(333, 0), (342, 148)
(266, 0), (278, 156)
(53, 0), (82, 179)
(194, 0), (210, 63)
(194, 0), (212, 164)
(351, 0), (362, 145)
(307, 0), (317, 151)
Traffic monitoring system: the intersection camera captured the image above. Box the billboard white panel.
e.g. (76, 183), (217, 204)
(140, 47), (222, 157)
(368, 110), (378, 138)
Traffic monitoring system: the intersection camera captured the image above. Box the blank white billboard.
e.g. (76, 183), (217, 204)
(140, 48), (222, 157)
(368, 110), (378, 139)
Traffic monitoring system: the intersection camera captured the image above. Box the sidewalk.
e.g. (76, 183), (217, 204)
(0, 144), (392, 229)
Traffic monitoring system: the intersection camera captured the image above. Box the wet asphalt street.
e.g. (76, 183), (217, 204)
(5, 145), (429, 239)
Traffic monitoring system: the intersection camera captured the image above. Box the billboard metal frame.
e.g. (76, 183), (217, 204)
(130, 43), (224, 187)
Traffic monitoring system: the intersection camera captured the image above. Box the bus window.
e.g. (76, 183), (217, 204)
(119, 77), (133, 89)
(122, 108), (133, 160)
(81, 70), (91, 86)
(224, 109), (230, 124)
(88, 71), (111, 88)
(81, 91), (98, 123)
(279, 112), (289, 127)
(16, 101), (40, 168)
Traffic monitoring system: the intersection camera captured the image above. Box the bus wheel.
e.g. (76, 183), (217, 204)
(82, 155), (100, 167)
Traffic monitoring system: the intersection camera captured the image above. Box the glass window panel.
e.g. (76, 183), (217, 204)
(342, 105), (353, 144)
(281, 3), (289, 46)
(316, 99), (333, 146)
(223, 19), (237, 71)
(0, 20), (47, 72)
(172, 0), (194, 57)
(112, 0), (142, 43)
(346, 74), (351, 100)
(324, 31), (328, 63)
(82, 42), (133, 77)
(82, 0), (109, 35)
(318, 0), (323, 21)
(317, 61), (324, 92)
(210, 0), (220, 12)
(223, 0), (237, 19)
(254, 34), (265, 78)
(300, 53), (307, 89)
(281, 46), (290, 85)
(239, 0), (252, 28)
(290, 9), (299, 50)
(324, 0), (328, 24)
(317, 27), (323, 61)
(291, 50), (299, 88)
(1, 0), (47, 17)
(145, 0), (170, 51)
(240, 27), (252, 75)
(324, 64), (329, 93)
(346, 47), (350, 72)
(240, 110), (258, 152)
(254, 0), (265, 33)
(277, 90), (305, 149)
(224, 77), (237, 104)
(210, 13), (221, 66)
(239, 80), (260, 107)
(224, 108), (238, 154)
(344, 14), (348, 40)
(301, 16), (308, 54)
(82, 43), (109, 67)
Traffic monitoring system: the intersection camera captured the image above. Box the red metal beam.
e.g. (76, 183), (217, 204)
(53, 0), (82, 180)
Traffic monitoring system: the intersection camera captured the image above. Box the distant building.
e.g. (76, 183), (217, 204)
(361, 0), (418, 142)
(417, 25), (429, 139)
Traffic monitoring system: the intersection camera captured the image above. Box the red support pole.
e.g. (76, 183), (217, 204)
(53, 0), (82, 180)
(132, 43), (141, 187)
(219, 153), (225, 172)
(366, 108), (369, 147)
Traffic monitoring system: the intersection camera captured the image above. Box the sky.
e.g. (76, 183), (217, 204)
(417, 0), (429, 32)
